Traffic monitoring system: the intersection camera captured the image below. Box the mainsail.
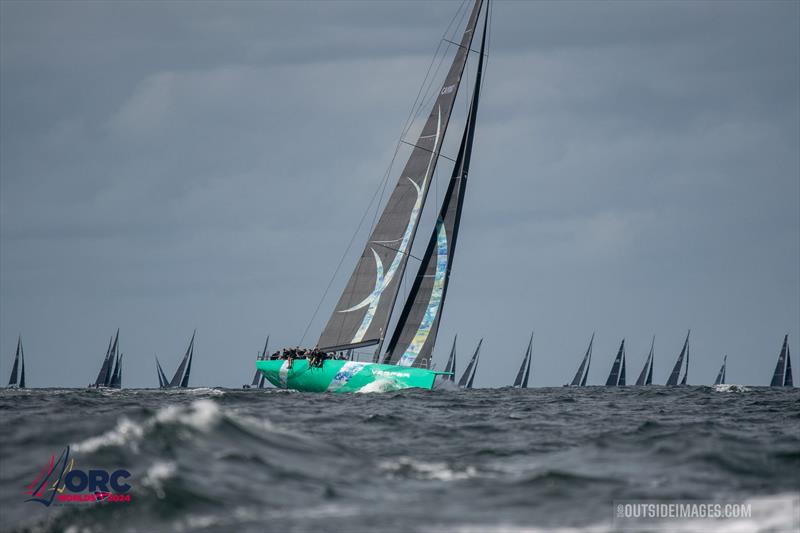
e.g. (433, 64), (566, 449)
(513, 333), (533, 388)
(384, 6), (489, 368)
(714, 355), (727, 385)
(570, 333), (594, 386)
(317, 0), (485, 353)
(770, 334), (793, 387)
(458, 338), (482, 388)
(635, 336), (655, 386)
(605, 339), (626, 387)
(442, 335), (457, 382)
(666, 330), (690, 386)
(7, 336), (24, 388)
(169, 331), (195, 388)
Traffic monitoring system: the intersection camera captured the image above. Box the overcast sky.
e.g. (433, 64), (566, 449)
(1, 0), (798, 388)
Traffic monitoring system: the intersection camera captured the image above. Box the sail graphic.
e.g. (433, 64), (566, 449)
(513, 333), (533, 388)
(770, 334), (792, 387)
(442, 335), (457, 382)
(384, 8), (489, 367)
(714, 355), (727, 385)
(169, 331), (195, 388)
(458, 338), (482, 388)
(317, 0), (485, 352)
(570, 333), (594, 386)
(605, 339), (626, 387)
(666, 330), (690, 386)
(635, 336), (655, 386)
(251, 335), (270, 387)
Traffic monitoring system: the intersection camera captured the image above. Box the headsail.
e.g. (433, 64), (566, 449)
(714, 355), (727, 385)
(605, 339), (625, 387)
(93, 334), (114, 387)
(442, 335), (457, 382)
(770, 334), (791, 387)
(458, 338), (482, 388)
(635, 336), (655, 386)
(784, 343), (792, 387)
(18, 339), (25, 388)
(7, 336), (21, 387)
(317, 0), (486, 353)
(666, 330), (690, 386)
(513, 333), (533, 388)
(169, 331), (195, 388)
(384, 5), (489, 368)
(570, 333), (594, 386)
(679, 339), (689, 385)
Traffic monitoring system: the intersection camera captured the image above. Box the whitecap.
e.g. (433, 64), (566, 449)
(379, 457), (478, 481)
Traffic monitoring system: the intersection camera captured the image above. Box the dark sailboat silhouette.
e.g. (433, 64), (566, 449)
(442, 335), (457, 382)
(605, 339), (626, 387)
(245, 335), (269, 389)
(714, 355), (727, 385)
(162, 331), (195, 389)
(568, 333), (594, 386)
(458, 339), (482, 389)
(666, 330), (690, 386)
(155, 355), (169, 388)
(91, 330), (120, 389)
(7, 336), (25, 389)
(635, 336), (655, 386)
(513, 333), (533, 388)
(770, 335), (793, 387)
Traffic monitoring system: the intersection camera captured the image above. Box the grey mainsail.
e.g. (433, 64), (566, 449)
(770, 334), (791, 387)
(384, 5), (489, 368)
(442, 335), (457, 382)
(666, 330), (690, 386)
(714, 355), (727, 385)
(605, 339), (626, 387)
(458, 338), (482, 388)
(570, 333), (594, 386)
(317, 0), (485, 353)
(635, 336), (655, 386)
(251, 335), (270, 387)
(7, 336), (21, 387)
(169, 331), (195, 388)
(513, 333), (533, 388)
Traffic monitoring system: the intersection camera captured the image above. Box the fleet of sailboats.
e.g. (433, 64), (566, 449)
(157, 331), (195, 389)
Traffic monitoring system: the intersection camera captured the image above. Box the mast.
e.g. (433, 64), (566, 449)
(513, 333), (533, 388)
(458, 338), (482, 388)
(635, 336), (655, 386)
(605, 339), (625, 387)
(8, 336), (21, 386)
(384, 4), (489, 367)
(170, 331), (195, 387)
(442, 335), (457, 382)
(666, 330), (690, 386)
(570, 333), (593, 386)
(317, 0), (486, 353)
(770, 334), (789, 386)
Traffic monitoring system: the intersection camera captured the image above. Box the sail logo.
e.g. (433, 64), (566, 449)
(440, 84), (456, 95)
(25, 446), (132, 506)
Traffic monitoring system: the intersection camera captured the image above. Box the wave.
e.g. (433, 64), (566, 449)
(379, 457), (479, 481)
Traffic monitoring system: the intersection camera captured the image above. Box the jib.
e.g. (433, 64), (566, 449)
(63, 470), (131, 493)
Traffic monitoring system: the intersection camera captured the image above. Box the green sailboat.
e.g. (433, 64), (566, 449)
(259, 0), (489, 393)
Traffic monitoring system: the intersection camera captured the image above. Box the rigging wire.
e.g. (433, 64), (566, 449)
(298, 0), (471, 346)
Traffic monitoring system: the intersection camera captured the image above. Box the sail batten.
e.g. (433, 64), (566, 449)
(318, 0), (485, 353)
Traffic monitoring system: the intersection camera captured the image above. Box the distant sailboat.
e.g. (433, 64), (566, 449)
(7, 336), (25, 389)
(442, 335), (457, 382)
(568, 333), (594, 386)
(605, 339), (626, 387)
(246, 335), (270, 389)
(714, 355), (727, 385)
(164, 331), (195, 389)
(91, 330), (120, 389)
(666, 330), (690, 386)
(155, 355), (169, 388)
(770, 335), (793, 387)
(635, 336), (655, 386)
(109, 352), (123, 389)
(458, 339), (482, 389)
(513, 333), (533, 388)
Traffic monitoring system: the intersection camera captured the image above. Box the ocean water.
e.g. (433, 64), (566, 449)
(1, 386), (798, 532)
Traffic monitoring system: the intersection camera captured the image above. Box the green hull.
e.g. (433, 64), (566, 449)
(256, 359), (440, 393)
